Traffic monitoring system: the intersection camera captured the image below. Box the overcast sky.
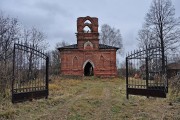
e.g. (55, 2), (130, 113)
(0, 0), (180, 62)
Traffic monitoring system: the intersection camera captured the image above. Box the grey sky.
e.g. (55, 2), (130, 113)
(0, 0), (180, 61)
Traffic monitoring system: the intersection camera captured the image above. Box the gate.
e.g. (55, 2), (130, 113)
(12, 43), (49, 103)
(126, 44), (168, 99)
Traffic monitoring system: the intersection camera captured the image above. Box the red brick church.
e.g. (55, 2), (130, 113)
(58, 16), (119, 77)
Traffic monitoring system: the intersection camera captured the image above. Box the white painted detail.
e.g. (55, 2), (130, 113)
(84, 41), (93, 49)
(83, 59), (95, 69)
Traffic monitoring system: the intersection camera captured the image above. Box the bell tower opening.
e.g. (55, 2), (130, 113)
(83, 26), (91, 33)
(84, 20), (91, 24)
(84, 62), (94, 76)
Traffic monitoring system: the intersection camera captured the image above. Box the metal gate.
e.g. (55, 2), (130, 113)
(126, 44), (168, 99)
(12, 43), (49, 103)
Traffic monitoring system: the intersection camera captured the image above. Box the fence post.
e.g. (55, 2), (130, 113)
(46, 56), (49, 99)
(165, 56), (168, 93)
(146, 57), (149, 98)
(12, 43), (16, 103)
(126, 57), (129, 99)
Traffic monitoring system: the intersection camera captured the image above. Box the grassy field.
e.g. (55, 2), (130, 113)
(0, 76), (180, 120)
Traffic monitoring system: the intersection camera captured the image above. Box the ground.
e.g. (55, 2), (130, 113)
(0, 77), (180, 120)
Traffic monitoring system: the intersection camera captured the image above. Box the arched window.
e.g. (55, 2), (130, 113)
(100, 55), (105, 68)
(84, 20), (91, 24)
(83, 26), (91, 33)
(73, 56), (78, 69)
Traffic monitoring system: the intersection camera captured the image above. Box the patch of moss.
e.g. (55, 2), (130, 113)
(111, 105), (121, 113)
(68, 113), (84, 120)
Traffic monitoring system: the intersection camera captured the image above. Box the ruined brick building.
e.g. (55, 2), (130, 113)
(58, 16), (119, 77)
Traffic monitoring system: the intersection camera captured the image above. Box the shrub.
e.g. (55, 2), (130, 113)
(170, 74), (180, 96)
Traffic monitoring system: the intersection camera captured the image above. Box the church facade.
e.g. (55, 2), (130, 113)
(58, 16), (119, 77)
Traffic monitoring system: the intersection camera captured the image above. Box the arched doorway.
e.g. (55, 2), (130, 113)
(84, 62), (94, 76)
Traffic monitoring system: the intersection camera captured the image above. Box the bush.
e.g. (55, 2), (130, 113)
(170, 74), (180, 96)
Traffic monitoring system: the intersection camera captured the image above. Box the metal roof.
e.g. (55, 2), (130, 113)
(99, 44), (119, 49)
(58, 44), (77, 49)
(57, 44), (119, 50)
(167, 62), (180, 70)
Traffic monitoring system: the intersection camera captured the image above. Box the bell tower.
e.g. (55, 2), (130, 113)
(76, 16), (99, 50)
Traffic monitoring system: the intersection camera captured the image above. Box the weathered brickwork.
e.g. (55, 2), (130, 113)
(58, 16), (119, 77)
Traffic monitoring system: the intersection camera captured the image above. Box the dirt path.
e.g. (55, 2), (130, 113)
(47, 84), (112, 120)
(94, 87), (112, 120)
(48, 89), (89, 120)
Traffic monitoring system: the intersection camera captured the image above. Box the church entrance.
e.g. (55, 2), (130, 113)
(84, 62), (94, 76)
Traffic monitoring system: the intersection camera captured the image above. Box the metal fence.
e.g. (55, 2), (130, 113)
(126, 44), (168, 99)
(12, 43), (49, 103)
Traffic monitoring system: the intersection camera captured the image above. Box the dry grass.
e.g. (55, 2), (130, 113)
(0, 76), (180, 120)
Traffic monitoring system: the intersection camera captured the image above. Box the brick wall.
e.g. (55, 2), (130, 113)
(60, 49), (117, 77)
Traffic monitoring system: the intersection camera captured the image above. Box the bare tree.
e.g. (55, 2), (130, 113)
(49, 41), (69, 76)
(137, 25), (155, 48)
(168, 54), (180, 63)
(20, 27), (48, 80)
(100, 24), (123, 54)
(138, 0), (180, 73)
(145, 0), (180, 53)
(0, 11), (48, 97)
(21, 27), (48, 50)
(0, 12), (19, 96)
(0, 13), (19, 65)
